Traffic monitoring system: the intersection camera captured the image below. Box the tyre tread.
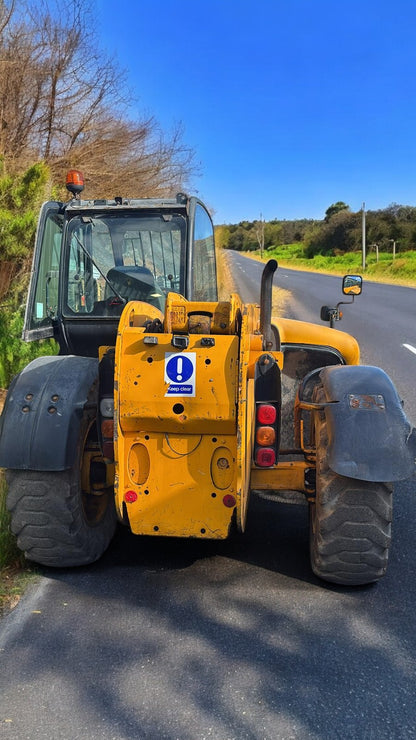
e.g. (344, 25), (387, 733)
(310, 387), (393, 585)
(6, 467), (116, 568)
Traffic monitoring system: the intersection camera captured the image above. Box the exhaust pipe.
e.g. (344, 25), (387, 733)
(260, 259), (278, 351)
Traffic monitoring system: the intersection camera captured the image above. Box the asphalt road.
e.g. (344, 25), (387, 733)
(1, 255), (416, 740)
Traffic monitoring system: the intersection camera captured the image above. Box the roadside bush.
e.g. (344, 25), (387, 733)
(0, 307), (57, 388)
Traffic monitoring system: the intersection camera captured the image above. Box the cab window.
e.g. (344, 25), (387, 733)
(192, 204), (217, 301)
(63, 214), (186, 316)
(26, 208), (63, 333)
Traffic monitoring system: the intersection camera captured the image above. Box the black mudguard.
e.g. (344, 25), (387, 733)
(0, 355), (98, 471)
(319, 365), (416, 482)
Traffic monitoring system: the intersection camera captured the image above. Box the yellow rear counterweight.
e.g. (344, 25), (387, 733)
(114, 302), (240, 538)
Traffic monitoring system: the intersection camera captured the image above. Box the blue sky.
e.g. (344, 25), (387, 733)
(96, 0), (416, 224)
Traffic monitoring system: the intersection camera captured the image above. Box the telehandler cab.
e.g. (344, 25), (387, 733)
(0, 171), (415, 585)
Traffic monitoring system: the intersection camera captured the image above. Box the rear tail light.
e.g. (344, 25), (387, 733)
(100, 398), (114, 461)
(255, 447), (276, 467)
(254, 402), (278, 467)
(257, 404), (276, 425)
(99, 350), (116, 462)
(101, 419), (113, 437)
(256, 426), (275, 446)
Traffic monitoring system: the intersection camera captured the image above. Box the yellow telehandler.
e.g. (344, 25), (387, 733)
(0, 171), (415, 585)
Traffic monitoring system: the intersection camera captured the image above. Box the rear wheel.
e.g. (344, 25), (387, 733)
(7, 410), (117, 567)
(309, 387), (392, 585)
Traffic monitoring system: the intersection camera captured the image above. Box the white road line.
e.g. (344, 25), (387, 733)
(403, 343), (416, 356)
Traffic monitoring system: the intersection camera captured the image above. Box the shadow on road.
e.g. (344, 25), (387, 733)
(2, 489), (413, 739)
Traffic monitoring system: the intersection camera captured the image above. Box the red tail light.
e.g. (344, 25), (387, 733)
(255, 448), (276, 467)
(101, 419), (114, 461)
(257, 404), (276, 424)
(101, 420), (113, 437)
(254, 402), (278, 467)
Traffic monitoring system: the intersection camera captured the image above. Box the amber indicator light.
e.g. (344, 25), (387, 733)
(256, 426), (276, 446)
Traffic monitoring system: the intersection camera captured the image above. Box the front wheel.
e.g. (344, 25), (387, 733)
(310, 388), (392, 586)
(7, 412), (117, 567)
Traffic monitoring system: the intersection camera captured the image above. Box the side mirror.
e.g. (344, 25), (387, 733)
(342, 274), (362, 296)
(321, 275), (363, 328)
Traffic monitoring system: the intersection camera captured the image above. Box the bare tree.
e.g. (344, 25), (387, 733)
(0, 0), (14, 34)
(0, 0), (196, 194)
(52, 114), (197, 197)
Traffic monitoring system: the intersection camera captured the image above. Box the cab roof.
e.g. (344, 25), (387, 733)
(64, 193), (189, 212)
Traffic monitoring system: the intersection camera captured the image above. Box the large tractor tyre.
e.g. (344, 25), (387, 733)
(6, 411), (117, 568)
(309, 387), (392, 586)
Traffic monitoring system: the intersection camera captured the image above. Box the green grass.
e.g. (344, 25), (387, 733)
(252, 244), (416, 286)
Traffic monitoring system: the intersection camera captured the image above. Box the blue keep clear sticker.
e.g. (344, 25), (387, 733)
(164, 352), (196, 397)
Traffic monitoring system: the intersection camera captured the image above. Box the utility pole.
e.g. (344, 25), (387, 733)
(256, 213), (265, 258)
(362, 202), (366, 270)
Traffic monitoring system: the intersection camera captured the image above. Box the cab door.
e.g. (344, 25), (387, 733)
(23, 202), (64, 341)
(188, 198), (217, 301)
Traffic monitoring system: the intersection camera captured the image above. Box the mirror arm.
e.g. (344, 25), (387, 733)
(336, 295), (355, 311)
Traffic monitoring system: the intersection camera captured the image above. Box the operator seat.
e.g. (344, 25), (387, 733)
(92, 266), (164, 315)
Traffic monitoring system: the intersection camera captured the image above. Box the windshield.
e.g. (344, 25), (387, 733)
(64, 213), (186, 316)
